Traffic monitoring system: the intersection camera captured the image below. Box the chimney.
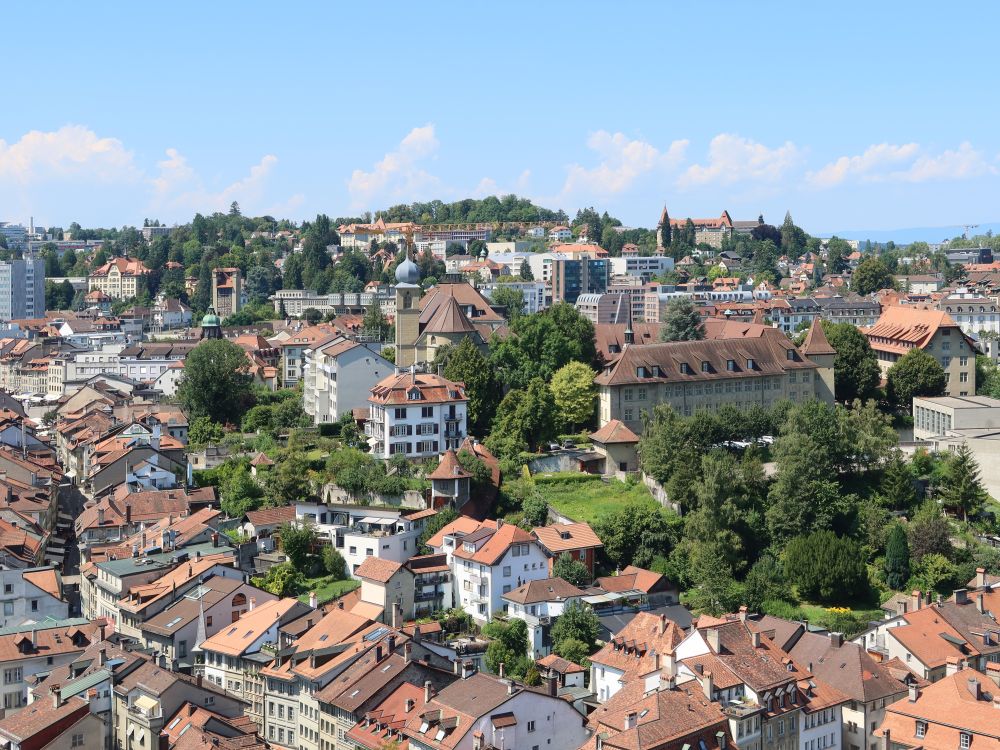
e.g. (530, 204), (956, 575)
(197, 675), (203, 688)
(388, 635), (396, 654)
(452, 659), (461, 675)
(472, 731), (484, 750)
(706, 628), (720, 653)
(978, 593), (985, 614)
(412, 625), (422, 644)
(498, 662), (505, 679)
(99, 623), (106, 641)
(955, 589), (969, 605)
(404, 643), (412, 664)
(969, 676), (982, 700)
(896, 599), (908, 617)
(659, 614), (667, 635)
(664, 651), (676, 678)
(98, 507), (105, 526)
(547, 675), (558, 697)
(98, 647), (106, 666)
(211, 532), (219, 548)
(126, 505), (132, 525)
(424, 681), (432, 704)
(978, 567), (988, 589)
(507, 679), (515, 696)
(911, 590), (922, 612)
(882, 729), (891, 750)
(660, 673), (677, 690)
(908, 683), (920, 702)
(624, 712), (638, 730)
(308, 592), (317, 609)
(703, 671), (714, 700)
(829, 632), (844, 648)
(375, 645), (383, 663)
(391, 601), (401, 629)
(947, 657), (962, 676)
(462, 661), (475, 680)
(738, 606), (748, 622)
(751, 631), (761, 648)
(50, 684), (61, 708)
(717, 731), (727, 750)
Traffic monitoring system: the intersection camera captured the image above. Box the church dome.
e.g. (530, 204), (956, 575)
(201, 307), (221, 327)
(395, 256), (420, 285)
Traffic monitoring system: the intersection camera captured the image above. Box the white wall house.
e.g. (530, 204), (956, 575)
(365, 372), (467, 459)
(302, 339), (393, 424)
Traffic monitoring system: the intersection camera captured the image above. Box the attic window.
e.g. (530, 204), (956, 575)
(636, 367), (647, 378)
(680, 363), (691, 375)
(746, 358), (755, 370)
(700, 361), (710, 373)
(726, 359), (736, 372)
(786, 349), (795, 361)
(407, 389), (421, 401)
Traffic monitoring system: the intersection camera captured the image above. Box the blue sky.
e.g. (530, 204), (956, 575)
(2, 2), (998, 236)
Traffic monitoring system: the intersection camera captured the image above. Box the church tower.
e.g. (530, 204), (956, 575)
(394, 251), (421, 368)
(656, 205), (670, 248)
(801, 318), (836, 405)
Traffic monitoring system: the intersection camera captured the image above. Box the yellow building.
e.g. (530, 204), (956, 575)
(87, 257), (150, 299)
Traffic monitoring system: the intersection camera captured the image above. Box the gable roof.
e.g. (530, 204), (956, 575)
(589, 419), (640, 445)
(503, 577), (585, 605)
(532, 522), (603, 553)
(863, 305), (974, 355)
(354, 557), (405, 584)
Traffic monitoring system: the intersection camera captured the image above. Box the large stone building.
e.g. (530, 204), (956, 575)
(656, 207), (761, 249)
(863, 305), (978, 397)
(365, 371), (468, 459)
(211, 267), (242, 319)
(594, 319), (835, 434)
(87, 257), (150, 299)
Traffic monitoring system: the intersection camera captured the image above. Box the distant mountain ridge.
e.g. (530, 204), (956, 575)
(824, 221), (1000, 245)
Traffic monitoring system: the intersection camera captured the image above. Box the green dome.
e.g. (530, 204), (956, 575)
(201, 308), (221, 327)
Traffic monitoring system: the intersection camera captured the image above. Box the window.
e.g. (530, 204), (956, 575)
(3, 584), (10, 594)
(961, 733), (971, 749)
(528, 721), (536, 733)
(727, 359), (736, 371)
(961, 372), (969, 383)
(503, 566), (511, 577)
(30, 600), (37, 612)
(915, 721), (926, 739)
(421, 406), (433, 418)
(680, 362), (691, 375)
(746, 358), (755, 370)
(71, 734), (85, 748)
(394, 407), (407, 419)
(2, 602), (11, 616)
(4, 668), (21, 684)
(701, 361), (710, 373)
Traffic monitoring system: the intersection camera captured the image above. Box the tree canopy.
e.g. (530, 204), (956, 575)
(178, 339), (255, 425)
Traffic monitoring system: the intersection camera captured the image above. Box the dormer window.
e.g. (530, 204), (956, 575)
(746, 358), (755, 370)
(727, 359), (736, 372)
(680, 363), (691, 375)
(961, 732), (971, 749)
(407, 389), (421, 401)
(786, 349), (795, 361)
(636, 367), (647, 378)
(915, 721), (926, 739)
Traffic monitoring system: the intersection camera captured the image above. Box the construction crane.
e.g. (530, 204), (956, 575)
(963, 224), (979, 240)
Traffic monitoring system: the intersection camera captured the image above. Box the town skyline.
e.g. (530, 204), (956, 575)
(4, 2), (1000, 233)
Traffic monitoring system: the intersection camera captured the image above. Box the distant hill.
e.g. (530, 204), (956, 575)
(825, 221), (1000, 245)
(336, 196), (569, 227)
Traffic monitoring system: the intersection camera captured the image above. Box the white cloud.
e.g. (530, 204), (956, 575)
(678, 134), (801, 188)
(808, 141), (995, 187)
(0, 124), (140, 183)
(347, 124), (441, 208)
(807, 143), (919, 188)
(561, 131), (688, 196)
(148, 150), (285, 216)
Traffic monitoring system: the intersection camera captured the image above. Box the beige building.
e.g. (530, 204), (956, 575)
(595, 320), (835, 434)
(212, 267), (242, 319)
(87, 257), (150, 299)
(863, 306), (978, 397)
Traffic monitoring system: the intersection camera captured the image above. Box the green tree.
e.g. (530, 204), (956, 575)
(880, 452), (918, 510)
(188, 416), (225, 446)
(280, 522), (319, 571)
(886, 348), (946, 406)
(822, 321), (880, 402)
(251, 563), (305, 597)
(852, 256), (894, 295)
(484, 618), (530, 677)
(884, 523), (911, 590)
(549, 361), (595, 432)
(784, 531), (868, 603)
(553, 637), (591, 667)
(550, 600), (600, 650)
(742, 554), (792, 612)
(220, 464), (264, 518)
(520, 490), (549, 527)
(939, 443), (988, 521)
(441, 338), (499, 436)
(594, 503), (681, 570)
(486, 378), (557, 458)
(908, 499), (953, 563)
(659, 298), (704, 342)
(178, 339), (255, 425)
(264, 451), (313, 505)
(491, 286), (526, 322)
(363, 301), (390, 341)
(553, 553), (590, 586)
(519, 259), (534, 281)
(323, 546), (348, 580)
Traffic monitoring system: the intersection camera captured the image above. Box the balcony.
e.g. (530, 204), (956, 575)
(415, 590), (444, 603)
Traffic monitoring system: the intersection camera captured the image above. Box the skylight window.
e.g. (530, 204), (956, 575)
(166, 617), (183, 628)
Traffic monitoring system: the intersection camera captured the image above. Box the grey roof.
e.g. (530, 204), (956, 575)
(597, 603), (692, 641)
(96, 542), (230, 577)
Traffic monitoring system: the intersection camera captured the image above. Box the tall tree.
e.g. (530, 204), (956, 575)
(549, 361), (596, 432)
(659, 298), (704, 342)
(852, 256), (894, 295)
(939, 443), (987, 521)
(886, 348), (946, 406)
(485, 378), (557, 459)
(441, 338), (499, 436)
(821, 321), (880, 402)
(884, 523), (910, 590)
(519, 259), (534, 281)
(178, 339), (255, 424)
(363, 300), (390, 341)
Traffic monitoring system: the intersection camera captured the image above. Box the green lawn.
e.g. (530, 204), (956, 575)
(297, 576), (359, 605)
(533, 473), (661, 524)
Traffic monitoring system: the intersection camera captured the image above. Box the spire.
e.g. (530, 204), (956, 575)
(801, 318), (836, 357)
(193, 595), (207, 653)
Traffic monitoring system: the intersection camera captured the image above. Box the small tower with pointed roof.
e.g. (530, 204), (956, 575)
(800, 318), (836, 404)
(394, 245), (422, 368)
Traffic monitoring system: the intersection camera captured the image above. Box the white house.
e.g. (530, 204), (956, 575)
(448, 520), (549, 622)
(302, 338), (394, 424)
(502, 577), (587, 658)
(0, 567), (68, 627)
(365, 371), (467, 459)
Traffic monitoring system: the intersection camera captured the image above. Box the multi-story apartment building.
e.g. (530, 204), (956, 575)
(200, 597), (312, 728)
(269, 323), (338, 387)
(445, 519), (550, 622)
(482, 280), (548, 314)
(863, 306), (978, 398)
(550, 256), (609, 304)
(365, 372), (467, 459)
(609, 253), (675, 281)
(302, 338), (393, 424)
(595, 320), (836, 434)
(502, 577), (587, 658)
(87, 257), (150, 299)
(0, 224), (28, 251)
(935, 289), (1000, 336)
(575, 292), (630, 325)
(0, 567), (69, 627)
(270, 289), (383, 318)
(212, 267), (242, 319)
(813, 295), (881, 328)
(0, 259), (45, 322)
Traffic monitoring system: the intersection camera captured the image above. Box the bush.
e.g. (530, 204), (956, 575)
(323, 547), (348, 580)
(784, 531), (868, 603)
